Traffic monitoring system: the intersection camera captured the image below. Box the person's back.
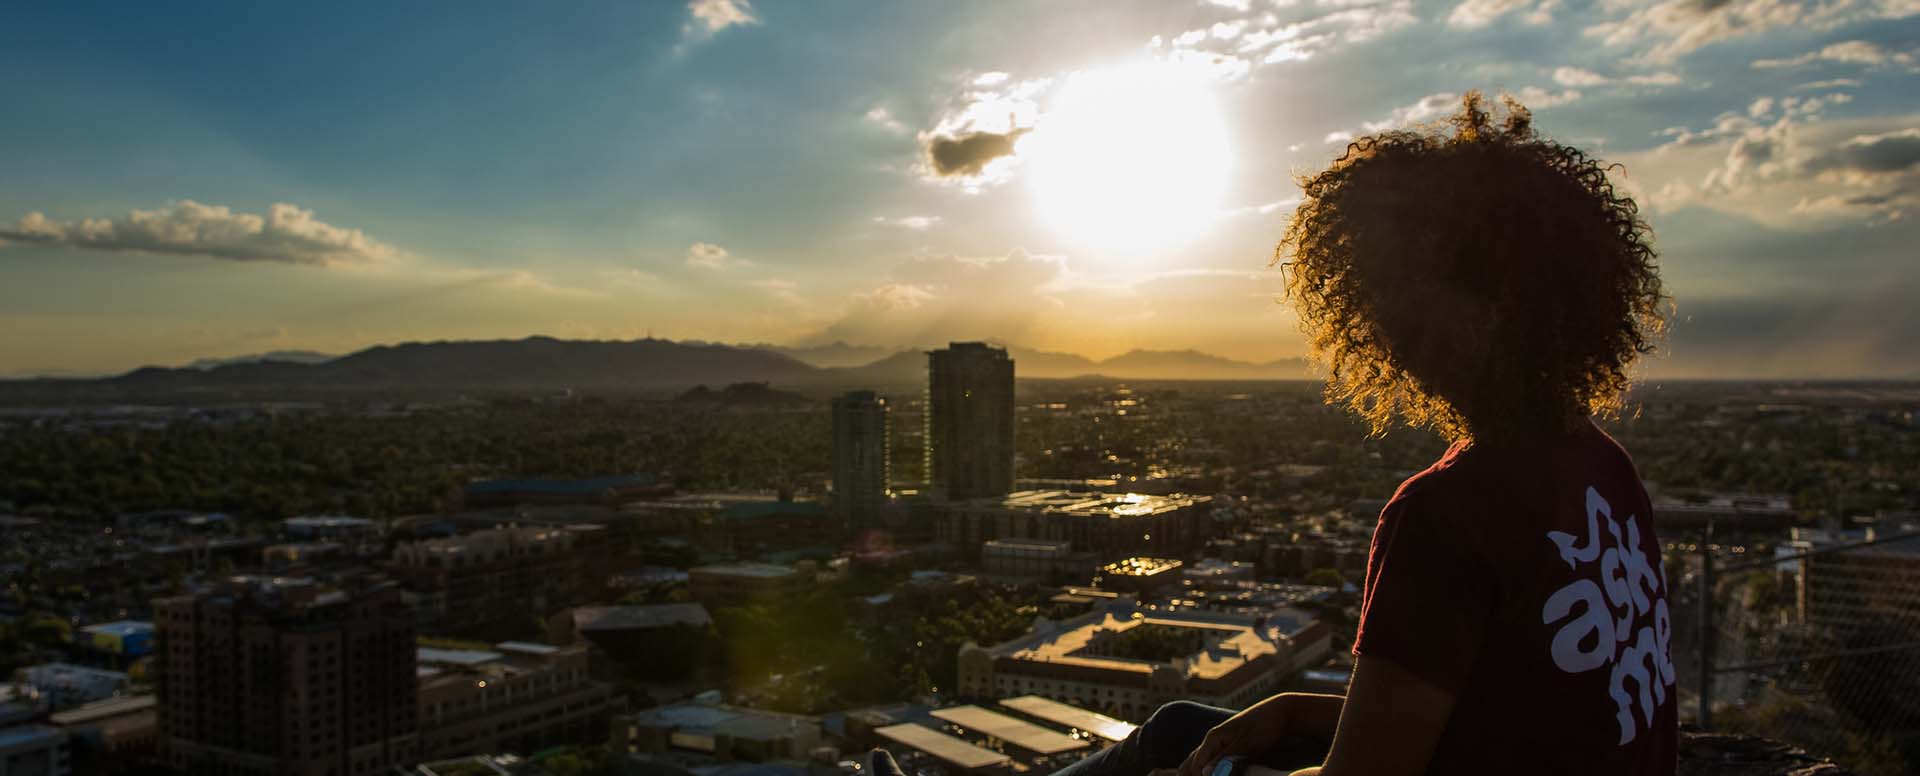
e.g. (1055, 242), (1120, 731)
(1356, 421), (1676, 775)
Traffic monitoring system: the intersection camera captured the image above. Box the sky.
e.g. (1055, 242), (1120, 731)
(2, 0), (1917, 378)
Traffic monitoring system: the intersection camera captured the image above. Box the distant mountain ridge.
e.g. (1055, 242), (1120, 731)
(0, 337), (1309, 404)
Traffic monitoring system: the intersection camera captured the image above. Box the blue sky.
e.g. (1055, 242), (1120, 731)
(2, 0), (1917, 377)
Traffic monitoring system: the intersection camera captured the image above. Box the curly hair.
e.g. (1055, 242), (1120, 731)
(1279, 92), (1667, 440)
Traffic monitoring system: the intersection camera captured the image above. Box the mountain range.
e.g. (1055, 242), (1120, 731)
(0, 337), (1310, 404)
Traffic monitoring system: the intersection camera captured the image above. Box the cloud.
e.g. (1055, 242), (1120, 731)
(686, 0), (756, 35)
(684, 241), (743, 269)
(1448, 0), (1559, 29)
(871, 215), (942, 230)
(1153, 0), (1416, 77)
(679, 0), (757, 49)
(1586, 0), (1920, 64)
(1795, 77), (1864, 89)
(0, 201), (396, 265)
(863, 105), (908, 133)
(1221, 197), (1303, 218)
(1751, 39), (1915, 70)
(916, 74), (1050, 186)
(812, 249), (1071, 344)
(924, 127), (1030, 177)
(1554, 66), (1687, 89)
(1554, 66), (1612, 86)
(1645, 97), (1917, 223)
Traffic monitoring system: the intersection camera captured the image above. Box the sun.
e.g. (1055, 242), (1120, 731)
(1024, 63), (1233, 258)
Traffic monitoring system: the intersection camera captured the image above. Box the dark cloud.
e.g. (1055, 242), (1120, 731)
(1814, 128), (1920, 175)
(925, 127), (1029, 177)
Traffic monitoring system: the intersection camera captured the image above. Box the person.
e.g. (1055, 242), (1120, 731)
(1042, 91), (1674, 776)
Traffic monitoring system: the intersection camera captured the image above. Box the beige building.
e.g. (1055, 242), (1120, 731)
(958, 601), (1329, 721)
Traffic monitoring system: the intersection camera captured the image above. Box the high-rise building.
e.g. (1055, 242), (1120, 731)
(926, 342), (1015, 501)
(155, 576), (419, 776)
(832, 390), (890, 535)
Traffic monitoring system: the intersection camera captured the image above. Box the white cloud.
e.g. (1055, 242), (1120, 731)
(1449, 0), (1559, 29)
(1554, 66), (1612, 87)
(1751, 39), (1916, 70)
(1586, 1), (1920, 65)
(1360, 92), (1463, 132)
(1221, 197), (1303, 218)
(687, 0), (756, 34)
(871, 215), (942, 230)
(1795, 78), (1865, 89)
(1155, 0), (1417, 78)
(864, 105), (908, 133)
(685, 241), (741, 269)
(0, 201), (396, 265)
(680, 0), (758, 48)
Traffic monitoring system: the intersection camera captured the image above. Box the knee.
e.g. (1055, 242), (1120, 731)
(1137, 701), (1224, 750)
(1144, 701), (1216, 730)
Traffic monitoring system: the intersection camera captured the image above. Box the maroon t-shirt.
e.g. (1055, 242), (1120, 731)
(1353, 421), (1678, 775)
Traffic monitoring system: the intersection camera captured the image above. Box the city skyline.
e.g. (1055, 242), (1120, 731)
(3, 1), (1919, 379)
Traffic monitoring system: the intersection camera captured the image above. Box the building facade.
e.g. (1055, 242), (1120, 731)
(926, 343), (1015, 502)
(155, 577), (419, 776)
(832, 391), (891, 537)
(415, 642), (624, 760)
(956, 601), (1327, 721)
(939, 491), (1214, 561)
(387, 526), (596, 641)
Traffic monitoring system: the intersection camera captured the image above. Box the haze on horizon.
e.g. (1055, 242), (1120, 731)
(2, 1), (1918, 380)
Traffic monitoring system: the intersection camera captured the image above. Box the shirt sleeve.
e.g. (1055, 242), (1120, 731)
(1351, 492), (1494, 696)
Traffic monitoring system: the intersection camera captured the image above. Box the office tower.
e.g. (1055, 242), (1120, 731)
(155, 576), (419, 776)
(926, 342), (1015, 501)
(832, 390), (890, 535)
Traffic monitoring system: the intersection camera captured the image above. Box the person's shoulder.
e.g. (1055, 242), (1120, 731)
(1380, 441), (1477, 520)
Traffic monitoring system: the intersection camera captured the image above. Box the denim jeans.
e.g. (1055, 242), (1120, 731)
(865, 701), (1269, 776)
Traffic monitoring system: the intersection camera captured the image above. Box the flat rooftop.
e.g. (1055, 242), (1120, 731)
(986, 603), (1285, 682)
(929, 705), (1087, 754)
(875, 723), (1010, 770)
(978, 490), (1208, 519)
(691, 562), (797, 579)
(997, 696), (1135, 742)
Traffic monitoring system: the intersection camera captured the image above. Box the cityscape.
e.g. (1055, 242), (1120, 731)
(2, 341), (1917, 774)
(4, 1), (1920, 775)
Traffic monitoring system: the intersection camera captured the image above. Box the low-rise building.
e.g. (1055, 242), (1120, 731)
(389, 526), (595, 640)
(610, 702), (821, 762)
(0, 725), (71, 776)
(47, 694), (158, 775)
(1092, 558), (1183, 595)
(957, 601), (1326, 721)
(938, 491), (1214, 561)
(688, 563), (808, 607)
(11, 664), (130, 711)
(415, 642), (624, 760)
(980, 539), (1094, 585)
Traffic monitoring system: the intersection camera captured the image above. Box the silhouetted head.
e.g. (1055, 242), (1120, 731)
(1279, 91), (1667, 441)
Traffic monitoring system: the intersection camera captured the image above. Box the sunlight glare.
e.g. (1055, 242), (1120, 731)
(1024, 63), (1232, 258)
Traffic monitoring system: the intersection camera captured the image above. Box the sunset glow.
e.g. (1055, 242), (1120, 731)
(1024, 64), (1232, 258)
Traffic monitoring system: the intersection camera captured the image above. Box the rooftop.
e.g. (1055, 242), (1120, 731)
(571, 603), (714, 631)
(928, 705), (1088, 755)
(980, 602), (1290, 682)
(996, 695), (1136, 742)
(691, 562), (798, 580)
(78, 619), (153, 637)
(976, 490), (1210, 519)
(874, 723), (1011, 770)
